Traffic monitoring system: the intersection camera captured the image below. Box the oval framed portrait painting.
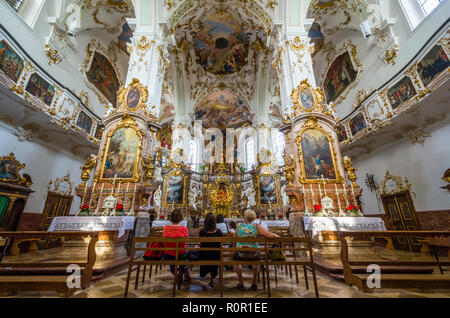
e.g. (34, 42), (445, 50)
(299, 88), (316, 111)
(126, 87), (141, 110)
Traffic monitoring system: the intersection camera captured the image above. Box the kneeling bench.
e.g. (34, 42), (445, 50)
(0, 231), (99, 296)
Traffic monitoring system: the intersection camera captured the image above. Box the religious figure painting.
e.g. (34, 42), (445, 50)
(165, 174), (184, 205)
(337, 126), (348, 142)
(157, 124), (172, 150)
(300, 89), (315, 110)
(76, 110), (93, 134)
(25, 73), (55, 106)
(387, 76), (417, 110)
(349, 113), (367, 136)
(86, 52), (120, 105)
(193, 12), (259, 75)
(301, 129), (337, 180)
(194, 90), (251, 128)
(259, 175), (278, 205)
(323, 51), (358, 104)
(102, 127), (139, 179)
(417, 44), (450, 86)
(0, 159), (19, 181)
(94, 125), (103, 140)
(126, 87), (140, 109)
(0, 40), (24, 83)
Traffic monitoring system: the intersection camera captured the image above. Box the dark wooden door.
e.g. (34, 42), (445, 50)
(381, 191), (420, 252)
(39, 192), (73, 248)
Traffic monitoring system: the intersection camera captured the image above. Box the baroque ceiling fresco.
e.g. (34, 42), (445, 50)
(194, 90), (252, 128)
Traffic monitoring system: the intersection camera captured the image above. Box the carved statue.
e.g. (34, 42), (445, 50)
(80, 154), (97, 187)
(343, 157), (358, 187)
(283, 154), (296, 186)
(141, 156), (155, 184)
(281, 184), (289, 206)
(153, 185), (162, 208)
(242, 186), (256, 207)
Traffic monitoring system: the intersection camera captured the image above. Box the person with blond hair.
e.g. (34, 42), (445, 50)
(234, 209), (279, 291)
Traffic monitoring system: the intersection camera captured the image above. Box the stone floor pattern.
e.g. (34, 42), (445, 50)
(3, 266), (450, 298)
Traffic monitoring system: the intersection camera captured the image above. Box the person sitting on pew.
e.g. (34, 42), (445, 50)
(228, 221), (237, 234)
(216, 214), (228, 234)
(199, 213), (223, 287)
(234, 209), (279, 291)
(163, 209), (190, 287)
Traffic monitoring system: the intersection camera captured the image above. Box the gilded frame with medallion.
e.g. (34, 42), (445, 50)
(295, 117), (343, 184)
(0, 153), (30, 186)
(291, 79), (323, 114)
(162, 168), (188, 207)
(256, 174), (280, 207)
(99, 114), (143, 182)
(117, 78), (149, 112)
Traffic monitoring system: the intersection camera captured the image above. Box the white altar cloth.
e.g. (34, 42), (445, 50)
(151, 220), (188, 227)
(303, 217), (386, 238)
(48, 216), (135, 238)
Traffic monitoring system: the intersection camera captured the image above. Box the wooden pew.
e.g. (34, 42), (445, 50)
(125, 236), (319, 298)
(339, 231), (450, 293)
(0, 231), (99, 296)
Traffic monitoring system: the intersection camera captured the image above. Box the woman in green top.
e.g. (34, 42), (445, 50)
(234, 209), (279, 291)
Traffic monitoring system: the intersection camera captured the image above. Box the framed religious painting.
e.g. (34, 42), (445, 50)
(291, 79), (321, 113)
(0, 40), (24, 84)
(25, 73), (55, 107)
(257, 174), (279, 206)
(349, 112), (367, 137)
(118, 78), (148, 111)
(100, 115), (142, 182)
(387, 76), (417, 110)
(163, 171), (188, 207)
(76, 110), (93, 134)
(337, 125), (348, 143)
(417, 44), (450, 88)
(296, 122), (342, 184)
(0, 153), (28, 185)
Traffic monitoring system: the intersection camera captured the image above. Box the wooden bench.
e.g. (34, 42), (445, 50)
(339, 231), (450, 293)
(0, 231), (99, 296)
(125, 236), (319, 298)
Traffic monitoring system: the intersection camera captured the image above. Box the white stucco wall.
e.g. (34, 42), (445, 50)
(354, 120), (450, 215)
(0, 124), (87, 216)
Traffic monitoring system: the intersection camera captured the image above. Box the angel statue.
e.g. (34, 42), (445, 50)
(281, 184), (289, 206)
(80, 154), (97, 186)
(283, 153), (296, 186)
(242, 186), (256, 207)
(141, 155), (155, 184)
(343, 156), (358, 186)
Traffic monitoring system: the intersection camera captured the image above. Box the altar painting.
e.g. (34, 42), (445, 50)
(0, 159), (19, 181)
(259, 175), (278, 206)
(387, 77), (417, 110)
(86, 52), (120, 105)
(165, 174), (185, 205)
(349, 112), (367, 136)
(0, 40), (24, 83)
(417, 44), (450, 86)
(25, 73), (55, 106)
(323, 51), (358, 104)
(102, 127), (140, 179)
(300, 129), (337, 180)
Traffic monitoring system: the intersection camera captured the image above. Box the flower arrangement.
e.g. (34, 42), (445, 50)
(347, 205), (360, 215)
(115, 203), (124, 212)
(313, 205), (322, 214)
(278, 214), (284, 219)
(159, 215), (165, 220)
(80, 204), (89, 212)
(260, 214), (265, 220)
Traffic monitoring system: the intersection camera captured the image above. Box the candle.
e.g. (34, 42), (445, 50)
(310, 184), (315, 205)
(321, 175), (327, 195)
(351, 182), (356, 205)
(335, 183), (342, 213)
(318, 183), (323, 199)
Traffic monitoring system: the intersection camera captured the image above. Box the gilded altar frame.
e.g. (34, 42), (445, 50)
(99, 114), (143, 182)
(117, 78), (149, 112)
(0, 153), (30, 186)
(162, 169), (189, 207)
(295, 117), (343, 184)
(256, 174), (280, 207)
(291, 79), (323, 114)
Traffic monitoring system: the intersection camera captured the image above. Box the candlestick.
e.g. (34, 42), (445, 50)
(321, 175), (327, 195)
(335, 184), (343, 215)
(95, 183), (104, 215)
(310, 184), (315, 205)
(302, 184), (308, 213)
(351, 182), (356, 205)
(129, 183), (137, 216)
(318, 182), (323, 199)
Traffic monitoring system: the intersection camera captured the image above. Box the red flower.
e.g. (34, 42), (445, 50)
(159, 215), (165, 219)
(346, 205), (360, 212)
(115, 203), (124, 211)
(81, 204), (89, 210)
(278, 215), (284, 219)
(313, 205), (322, 213)
(260, 214), (265, 219)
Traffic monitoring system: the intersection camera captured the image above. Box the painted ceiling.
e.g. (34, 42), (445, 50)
(194, 12), (250, 75)
(194, 90), (252, 128)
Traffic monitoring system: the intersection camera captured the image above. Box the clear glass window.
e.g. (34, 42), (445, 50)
(245, 139), (256, 171)
(419, 0), (444, 15)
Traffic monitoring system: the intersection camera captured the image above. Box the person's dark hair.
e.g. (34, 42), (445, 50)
(204, 213), (217, 232)
(229, 221), (237, 230)
(216, 214), (225, 224)
(169, 209), (183, 224)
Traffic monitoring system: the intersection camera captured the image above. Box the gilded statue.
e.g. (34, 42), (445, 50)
(283, 153), (296, 186)
(343, 157), (358, 186)
(80, 154), (97, 186)
(141, 156), (156, 184)
(209, 182), (233, 217)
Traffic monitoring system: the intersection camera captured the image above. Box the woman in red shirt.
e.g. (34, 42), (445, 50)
(163, 209), (190, 286)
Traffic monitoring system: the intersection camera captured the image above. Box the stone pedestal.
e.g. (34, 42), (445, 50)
(133, 215), (150, 257)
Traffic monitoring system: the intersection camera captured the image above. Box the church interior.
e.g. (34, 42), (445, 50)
(0, 0), (449, 300)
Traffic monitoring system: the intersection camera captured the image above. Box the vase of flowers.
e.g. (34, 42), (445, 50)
(79, 204), (90, 216)
(346, 205), (360, 216)
(313, 205), (323, 216)
(278, 214), (284, 220)
(115, 203), (124, 215)
(159, 215), (165, 220)
(260, 214), (265, 220)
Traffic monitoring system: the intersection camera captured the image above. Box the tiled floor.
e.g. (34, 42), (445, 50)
(3, 266), (450, 298)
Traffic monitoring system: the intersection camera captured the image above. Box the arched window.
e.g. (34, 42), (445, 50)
(245, 138), (256, 171)
(398, 0), (445, 30)
(275, 131), (286, 167)
(189, 138), (200, 172)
